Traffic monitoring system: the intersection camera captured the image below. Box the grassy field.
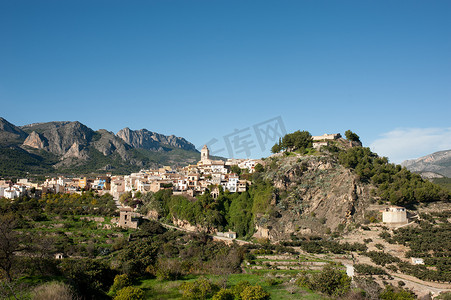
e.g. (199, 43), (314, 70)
(133, 252), (333, 299)
(136, 273), (327, 300)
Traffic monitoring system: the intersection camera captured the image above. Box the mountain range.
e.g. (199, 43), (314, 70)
(401, 149), (451, 178)
(0, 117), (200, 176)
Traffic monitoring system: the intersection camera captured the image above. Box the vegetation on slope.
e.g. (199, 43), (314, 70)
(137, 176), (273, 238)
(378, 210), (451, 282)
(0, 147), (58, 176)
(431, 177), (451, 193)
(338, 146), (450, 205)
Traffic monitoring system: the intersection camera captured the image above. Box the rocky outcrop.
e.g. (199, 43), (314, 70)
(61, 142), (88, 160)
(22, 131), (47, 149)
(254, 154), (374, 241)
(54, 141), (90, 168)
(117, 127), (197, 151)
(92, 129), (131, 160)
(172, 217), (216, 234)
(21, 121), (95, 155)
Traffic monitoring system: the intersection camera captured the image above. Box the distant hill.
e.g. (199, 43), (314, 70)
(0, 118), (200, 176)
(0, 117), (28, 146)
(401, 150), (451, 178)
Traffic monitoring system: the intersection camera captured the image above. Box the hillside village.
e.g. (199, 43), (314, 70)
(0, 145), (262, 200)
(0, 133), (346, 200)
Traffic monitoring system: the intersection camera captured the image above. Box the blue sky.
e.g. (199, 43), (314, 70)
(1, 0), (450, 162)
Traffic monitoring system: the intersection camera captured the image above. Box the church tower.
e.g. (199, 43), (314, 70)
(201, 145), (210, 162)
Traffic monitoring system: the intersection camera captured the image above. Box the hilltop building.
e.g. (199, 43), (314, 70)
(312, 133), (341, 141)
(312, 133), (341, 150)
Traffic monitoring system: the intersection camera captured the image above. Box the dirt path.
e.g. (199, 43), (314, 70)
(390, 273), (451, 297)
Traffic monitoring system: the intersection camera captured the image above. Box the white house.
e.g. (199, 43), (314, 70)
(225, 175), (239, 193)
(381, 206), (408, 224)
(4, 188), (21, 199)
(238, 159), (261, 173)
(176, 178), (188, 191)
(210, 162), (228, 174)
(411, 258), (424, 265)
(217, 231), (237, 239)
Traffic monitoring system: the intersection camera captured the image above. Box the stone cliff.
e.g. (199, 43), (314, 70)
(254, 153), (374, 241)
(116, 127), (197, 152)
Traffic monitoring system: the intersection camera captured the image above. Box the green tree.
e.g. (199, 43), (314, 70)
(345, 130), (361, 143)
(117, 239), (160, 277)
(308, 265), (351, 296)
(228, 192), (253, 237)
(230, 165), (242, 175)
(138, 220), (166, 236)
(0, 214), (22, 282)
(271, 143), (281, 154)
(254, 163), (264, 173)
(119, 191), (132, 204)
(59, 258), (115, 298)
(114, 286), (145, 300)
(280, 130), (312, 151)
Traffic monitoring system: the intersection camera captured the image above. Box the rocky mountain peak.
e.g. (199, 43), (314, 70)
(116, 127), (197, 152)
(0, 117), (28, 145)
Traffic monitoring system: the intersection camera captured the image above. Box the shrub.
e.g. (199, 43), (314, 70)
(296, 271), (310, 288)
(113, 286), (145, 300)
(109, 274), (132, 296)
(180, 277), (218, 299)
(231, 281), (251, 299)
(436, 292), (451, 300)
(212, 288), (234, 300)
(32, 281), (75, 300)
(375, 243), (384, 250)
(240, 285), (270, 300)
(379, 285), (416, 300)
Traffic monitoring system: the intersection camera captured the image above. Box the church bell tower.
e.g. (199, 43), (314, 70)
(201, 145), (210, 162)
